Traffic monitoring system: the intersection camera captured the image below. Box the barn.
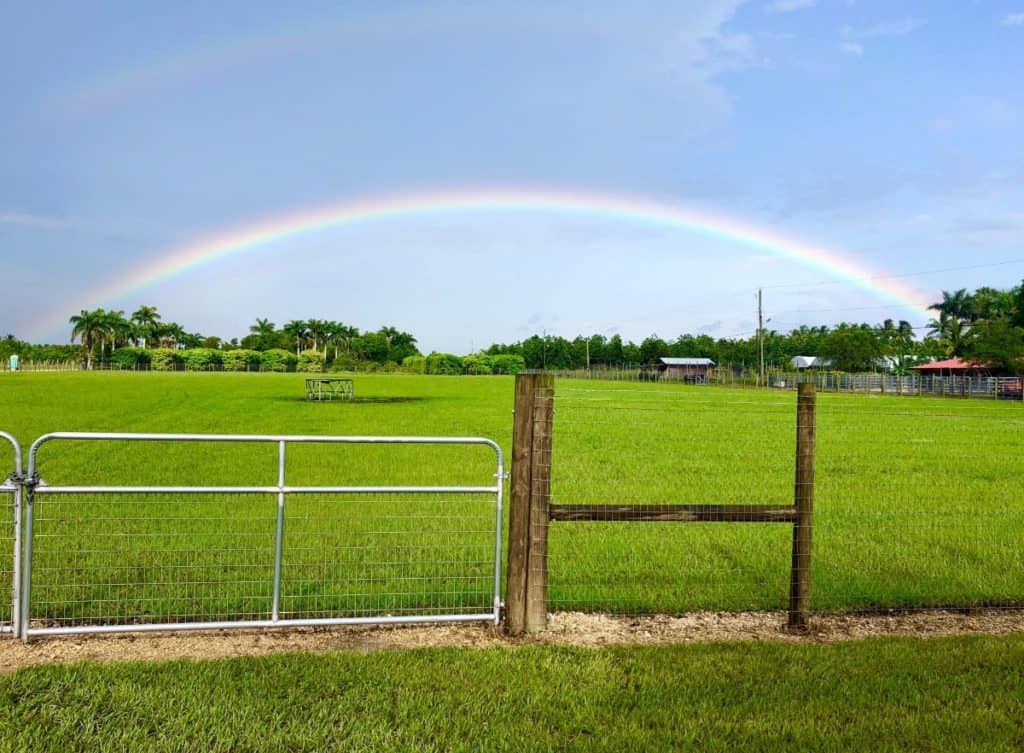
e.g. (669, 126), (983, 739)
(658, 357), (715, 384)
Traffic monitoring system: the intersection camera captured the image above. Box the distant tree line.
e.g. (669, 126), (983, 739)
(2, 282), (1022, 375)
(485, 282), (1024, 375)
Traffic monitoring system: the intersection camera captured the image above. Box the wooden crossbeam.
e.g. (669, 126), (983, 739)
(549, 504), (796, 524)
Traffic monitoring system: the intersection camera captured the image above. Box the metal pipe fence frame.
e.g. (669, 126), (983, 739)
(18, 432), (504, 642)
(0, 431), (22, 638)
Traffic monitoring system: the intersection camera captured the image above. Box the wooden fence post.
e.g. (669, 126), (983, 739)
(788, 382), (816, 632)
(506, 373), (554, 635)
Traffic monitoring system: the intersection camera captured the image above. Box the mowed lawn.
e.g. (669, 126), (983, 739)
(1, 371), (1023, 624)
(2, 636), (1023, 752)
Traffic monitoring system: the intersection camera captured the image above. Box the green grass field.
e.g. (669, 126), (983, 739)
(2, 636), (1023, 752)
(1, 372), (1022, 625)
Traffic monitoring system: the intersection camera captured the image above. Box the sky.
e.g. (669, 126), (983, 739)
(1, 0), (1022, 352)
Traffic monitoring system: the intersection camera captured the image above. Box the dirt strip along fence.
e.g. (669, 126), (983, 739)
(506, 374), (818, 635)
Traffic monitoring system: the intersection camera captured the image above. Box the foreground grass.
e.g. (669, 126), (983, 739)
(1, 636), (1023, 752)
(1, 372), (1023, 622)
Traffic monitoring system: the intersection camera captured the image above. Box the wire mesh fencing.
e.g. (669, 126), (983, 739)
(0, 431), (21, 635)
(813, 395), (1024, 612)
(540, 377), (1024, 619)
(19, 434), (502, 639)
(547, 381), (799, 616)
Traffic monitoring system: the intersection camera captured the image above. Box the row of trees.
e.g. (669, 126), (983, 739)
(484, 282), (1024, 375)
(63, 307), (421, 370)
(7, 282), (1021, 375)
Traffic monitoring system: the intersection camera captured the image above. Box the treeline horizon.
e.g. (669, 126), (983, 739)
(3, 281), (1023, 375)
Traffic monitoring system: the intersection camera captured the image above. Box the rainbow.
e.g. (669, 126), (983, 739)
(30, 188), (934, 341)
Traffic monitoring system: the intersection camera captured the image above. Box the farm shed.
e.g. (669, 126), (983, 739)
(791, 356), (832, 370)
(658, 357), (715, 383)
(911, 358), (990, 377)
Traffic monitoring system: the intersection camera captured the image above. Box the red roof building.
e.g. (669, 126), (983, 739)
(911, 358), (990, 376)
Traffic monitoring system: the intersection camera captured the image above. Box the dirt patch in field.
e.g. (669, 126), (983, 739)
(2, 610), (1023, 673)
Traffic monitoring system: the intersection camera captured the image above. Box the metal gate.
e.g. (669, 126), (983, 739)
(19, 432), (503, 641)
(1, 432), (22, 637)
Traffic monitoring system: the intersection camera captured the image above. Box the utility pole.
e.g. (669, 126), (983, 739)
(758, 288), (765, 387)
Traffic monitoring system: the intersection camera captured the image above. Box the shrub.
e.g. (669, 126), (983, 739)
(297, 349), (325, 373)
(330, 354), (357, 373)
(222, 349), (261, 372)
(150, 348), (183, 371)
(402, 355), (426, 374)
(109, 347), (151, 370)
(485, 354), (526, 375)
(261, 349), (297, 372)
(425, 352), (464, 375)
(183, 348), (222, 370)
(462, 355), (493, 375)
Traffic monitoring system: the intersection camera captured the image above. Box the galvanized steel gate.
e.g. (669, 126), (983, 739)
(0, 432), (22, 637)
(3, 432), (503, 642)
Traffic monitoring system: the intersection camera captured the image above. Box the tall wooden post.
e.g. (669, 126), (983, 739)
(788, 382), (816, 632)
(506, 373), (554, 635)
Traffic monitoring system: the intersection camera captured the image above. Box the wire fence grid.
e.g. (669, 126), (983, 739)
(16, 435), (502, 638)
(546, 379), (1024, 617)
(546, 367), (1024, 402)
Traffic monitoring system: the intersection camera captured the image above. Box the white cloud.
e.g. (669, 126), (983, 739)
(765, 0), (815, 13)
(842, 18), (925, 39)
(839, 42), (864, 56)
(1002, 13), (1024, 26)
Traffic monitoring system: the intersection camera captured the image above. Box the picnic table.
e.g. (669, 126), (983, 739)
(305, 378), (354, 401)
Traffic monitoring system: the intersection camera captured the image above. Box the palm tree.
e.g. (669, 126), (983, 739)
(282, 320), (309, 356)
(249, 318), (275, 337)
(326, 322), (359, 360)
(930, 289), (972, 322)
(69, 308), (109, 370)
(306, 319), (329, 354)
(131, 306), (161, 347)
(103, 310), (133, 354)
(154, 322), (186, 349)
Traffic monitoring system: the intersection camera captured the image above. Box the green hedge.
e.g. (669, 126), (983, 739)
(425, 353), (464, 375)
(297, 349), (325, 373)
(183, 348), (222, 370)
(109, 347), (151, 369)
(150, 348), (183, 371)
(221, 349), (262, 371)
(261, 349), (297, 372)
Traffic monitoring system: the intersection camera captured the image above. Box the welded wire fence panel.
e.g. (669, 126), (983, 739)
(29, 493), (276, 627)
(0, 431), (21, 634)
(814, 395), (1024, 612)
(281, 493), (498, 620)
(21, 434), (502, 638)
(549, 382), (795, 615)
(0, 485), (13, 630)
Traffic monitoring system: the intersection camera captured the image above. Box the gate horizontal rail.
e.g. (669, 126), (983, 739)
(20, 432), (504, 642)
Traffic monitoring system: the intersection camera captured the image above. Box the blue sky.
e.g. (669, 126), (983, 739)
(1, 0), (1022, 351)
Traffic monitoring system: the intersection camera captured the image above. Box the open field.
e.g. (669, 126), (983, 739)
(2, 635), (1023, 752)
(1, 372), (1023, 626)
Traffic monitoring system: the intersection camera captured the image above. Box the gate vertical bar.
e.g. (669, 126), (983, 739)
(10, 484), (20, 638)
(788, 382), (816, 632)
(491, 452), (505, 624)
(272, 440), (286, 622)
(19, 487), (33, 642)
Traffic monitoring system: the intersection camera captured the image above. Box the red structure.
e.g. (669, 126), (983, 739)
(911, 358), (989, 376)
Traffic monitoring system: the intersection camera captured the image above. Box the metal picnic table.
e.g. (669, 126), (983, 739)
(305, 378), (354, 401)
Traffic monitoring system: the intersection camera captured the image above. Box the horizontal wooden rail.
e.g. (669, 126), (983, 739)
(549, 504), (796, 524)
